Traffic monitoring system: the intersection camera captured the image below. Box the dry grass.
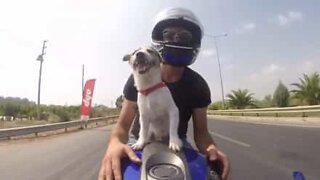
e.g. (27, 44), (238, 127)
(0, 118), (117, 141)
(0, 120), (52, 129)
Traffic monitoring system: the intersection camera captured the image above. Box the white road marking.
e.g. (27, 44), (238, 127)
(209, 131), (251, 148)
(242, 121), (320, 128)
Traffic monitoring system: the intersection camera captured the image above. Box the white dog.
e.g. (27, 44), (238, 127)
(123, 47), (182, 152)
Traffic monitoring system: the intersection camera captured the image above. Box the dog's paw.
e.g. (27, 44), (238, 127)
(131, 141), (145, 150)
(169, 137), (183, 152)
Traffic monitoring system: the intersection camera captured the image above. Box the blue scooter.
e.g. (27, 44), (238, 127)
(121, 142), (223, 180)
(121, 142), (308, 180)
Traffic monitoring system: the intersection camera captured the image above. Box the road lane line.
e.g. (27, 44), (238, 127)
(243, 121), (320, 128)
(209, 131), (251, 148)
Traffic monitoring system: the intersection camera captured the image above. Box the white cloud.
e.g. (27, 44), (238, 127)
(273, 11), (303, 26)
(235, 22), (256, 34)
(288, 11), (303, 20)
(243, 23), (256, 30)
(249, 73), (257, 80)
(199, 48), (216, 57)
(238, 58), (320, 100)
(248, 63), (283, 81)
(248, 64), (283, 81)
(303, 61), (314, 72)
(262, 63), (282, 74)
(224, 64), (234, 71)
(277, 14), (289, 26)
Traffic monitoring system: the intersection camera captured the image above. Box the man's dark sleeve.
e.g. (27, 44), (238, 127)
(193, 75), (211, 108)
(123, 74), (138, 102)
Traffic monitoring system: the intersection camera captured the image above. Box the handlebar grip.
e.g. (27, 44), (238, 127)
(207, 159), (223, 180)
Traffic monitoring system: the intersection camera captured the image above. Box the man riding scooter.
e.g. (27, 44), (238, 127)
(99, 7), (230, 180)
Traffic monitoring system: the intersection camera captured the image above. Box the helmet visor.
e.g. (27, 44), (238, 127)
(162, 28), (193, 44)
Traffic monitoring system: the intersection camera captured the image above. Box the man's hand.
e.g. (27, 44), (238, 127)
(207, 146), (230, 180)
(98, 140), (141, 180)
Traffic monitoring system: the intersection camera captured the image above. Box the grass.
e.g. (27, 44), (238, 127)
(0, 110), (120, 129)
(0, 118), (63, 129)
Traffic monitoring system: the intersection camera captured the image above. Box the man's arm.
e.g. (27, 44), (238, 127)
(192, 107), (230, 180)
(192, 107), (216, 154)
(99, 98), (140, 180)
(109, 99), (137, 144)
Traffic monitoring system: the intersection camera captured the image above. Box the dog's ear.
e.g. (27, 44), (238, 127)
(122, 54), (130, 62)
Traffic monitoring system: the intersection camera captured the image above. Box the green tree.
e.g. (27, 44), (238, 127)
(208, 101), (223, 110)
(263, 94), (273, 107)
(291, 72), (320, 105)
(3, 103), (20, 119)
(255, 94), (273, 108)
(0, 103), (4, 116)
(115, 95), (124, 109)
(226, 89), (255, 109)
(273, 81), (290, 107)
(288, 93), (302, 106)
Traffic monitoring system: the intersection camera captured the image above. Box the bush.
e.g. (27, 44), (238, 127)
(56, 111), (70, 122)
(208, 101), (226, 110)
(273, 81), (290, 107)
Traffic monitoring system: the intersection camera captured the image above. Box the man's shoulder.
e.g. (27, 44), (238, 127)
(183, 67), (211, 107)
(184, 67), (207, 84)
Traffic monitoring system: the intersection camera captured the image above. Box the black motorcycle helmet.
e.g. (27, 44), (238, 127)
(152, 7), (203, 66)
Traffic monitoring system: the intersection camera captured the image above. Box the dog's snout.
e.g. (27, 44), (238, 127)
(136, 52), (145, 58)
(135, 52), (148, 65)
(136, 58), (146, 65)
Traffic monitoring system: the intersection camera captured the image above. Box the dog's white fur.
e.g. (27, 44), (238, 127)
(123, 47), (182, 151)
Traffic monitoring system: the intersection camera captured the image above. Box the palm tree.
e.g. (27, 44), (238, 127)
(226, 89), (255, 109)
(291, 72), (320, 105)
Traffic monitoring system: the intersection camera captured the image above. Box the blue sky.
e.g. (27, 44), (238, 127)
(0, 0), (319, 106)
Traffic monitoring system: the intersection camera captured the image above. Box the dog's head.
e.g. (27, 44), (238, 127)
(123, 47), (162, 74)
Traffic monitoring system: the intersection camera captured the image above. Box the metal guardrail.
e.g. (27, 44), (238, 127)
(212, 105), (320, 113)
(0, 115), (119, 139)
(208, 107), (320, 118)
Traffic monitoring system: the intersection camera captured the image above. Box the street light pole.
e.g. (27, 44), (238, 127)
(206, 33), (228, 109)
(36, 40), (48, 120)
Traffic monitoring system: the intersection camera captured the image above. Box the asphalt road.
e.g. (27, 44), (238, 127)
(0, 118), (319, 180)
(0, 126), (112, 180)
(207, 119), (320, 180)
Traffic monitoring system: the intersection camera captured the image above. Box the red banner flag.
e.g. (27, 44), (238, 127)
(81, 79), (96, 120)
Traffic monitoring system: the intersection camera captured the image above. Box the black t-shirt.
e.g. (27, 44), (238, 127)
(123, 67), (211, 139)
